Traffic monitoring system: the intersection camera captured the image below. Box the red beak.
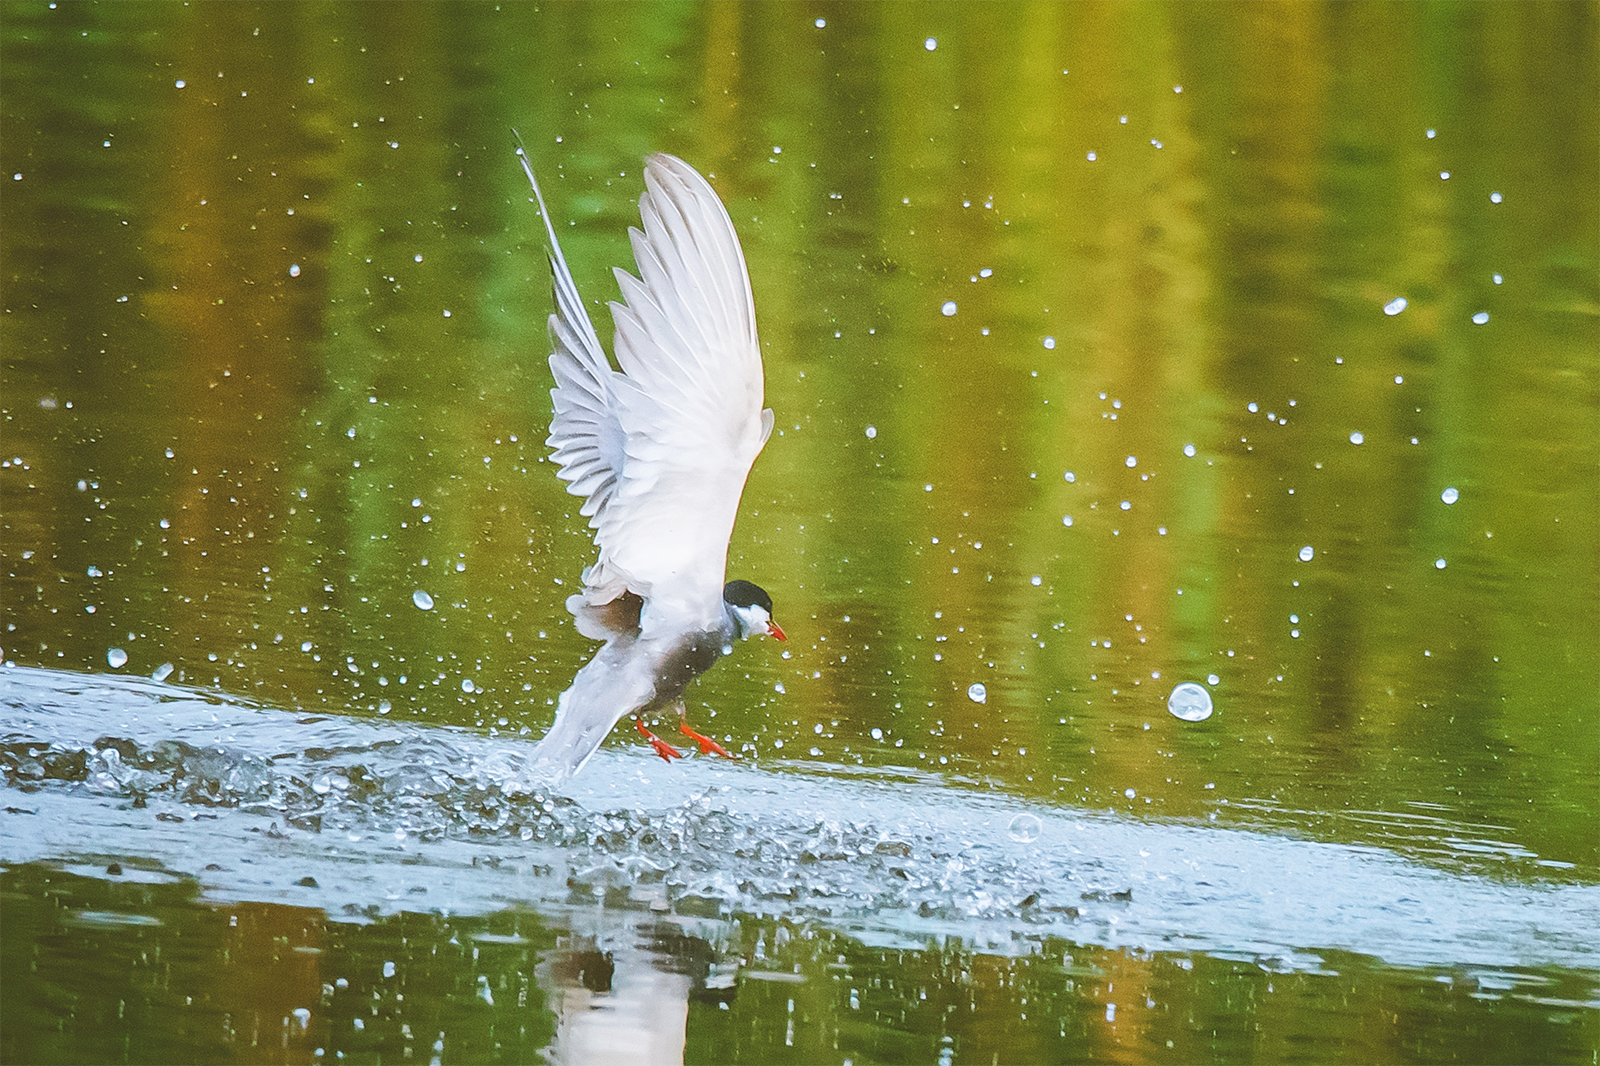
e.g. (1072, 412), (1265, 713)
(767, 619), (787, 641)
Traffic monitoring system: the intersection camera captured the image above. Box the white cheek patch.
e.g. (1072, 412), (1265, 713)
(733, 604), (771, 640)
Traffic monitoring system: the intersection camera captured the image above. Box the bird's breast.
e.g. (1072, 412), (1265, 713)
(646, 629), (726, 708)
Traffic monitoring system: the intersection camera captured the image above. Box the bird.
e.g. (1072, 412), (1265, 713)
(515, 142), (785, 783)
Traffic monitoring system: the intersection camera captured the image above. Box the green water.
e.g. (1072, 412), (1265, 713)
(3, 2), (1597, 1063)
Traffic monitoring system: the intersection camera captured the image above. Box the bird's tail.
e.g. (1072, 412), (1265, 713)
(528, 641), (656, 784)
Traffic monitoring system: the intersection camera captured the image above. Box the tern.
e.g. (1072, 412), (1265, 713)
(516, 144), (785, 782)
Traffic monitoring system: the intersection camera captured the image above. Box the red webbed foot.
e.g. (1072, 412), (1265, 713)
(634, 717), (684, 762)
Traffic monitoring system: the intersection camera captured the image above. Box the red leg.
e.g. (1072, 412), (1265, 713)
(634, 717), (683, 762)
(679, 720), (733, 758)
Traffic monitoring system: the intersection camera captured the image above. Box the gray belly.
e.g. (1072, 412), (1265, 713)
(642, 632), (725, 714)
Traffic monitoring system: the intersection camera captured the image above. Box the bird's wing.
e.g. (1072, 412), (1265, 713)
(527, 150), (772, 637)
(517, 145), (629, 571)
(604, 153), (772, 628)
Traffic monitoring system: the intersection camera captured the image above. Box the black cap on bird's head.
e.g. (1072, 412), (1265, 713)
(723, 580), (773, 612)
(724, 580), (786, 641)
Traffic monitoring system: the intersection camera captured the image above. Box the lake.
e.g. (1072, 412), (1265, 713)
(3, 3), (1596, 1063)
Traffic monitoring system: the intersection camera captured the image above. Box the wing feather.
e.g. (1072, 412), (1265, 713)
(519, 146), (770, 637)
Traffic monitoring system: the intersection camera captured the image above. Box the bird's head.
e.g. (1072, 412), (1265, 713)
(724, 580), (787, 642)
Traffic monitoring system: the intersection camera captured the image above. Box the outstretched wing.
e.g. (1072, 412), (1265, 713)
(516, 144), (628, 557)
(522, 149), (772, 636)
(602, 154), (773, 627)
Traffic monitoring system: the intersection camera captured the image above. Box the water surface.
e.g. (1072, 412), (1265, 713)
(2, 3), (1596, 1063)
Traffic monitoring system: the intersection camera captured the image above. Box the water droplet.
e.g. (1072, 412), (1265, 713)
(1349, 432), (1364, 445)
(1472, 311), (1489, 325)
(940, 300), (958, 317)
(1441, 487), (1459, 505)
(967, 682), (987, 704)
(1490, 191), (1502, 204)
(152, 662), (174, 682)
(815, 17), (825, 27)
(1435, 558), (1448, 570)
(461, 679), (476, 693)
(865, 425), (877, 439)
(1043, 336), (1056, 350)
(1008, 813), (1042, 843)
(106, 648), (127, 669)
(1031, 575), (1042, 586)
(412, 590), (434, 611)
(1384, 297), (1408, 316)
(1125, 455), (1137, 468)
(924, 37), (937, 51)
(289, 263), (301, 278)
(1167, 682), (1214, 722)
(1206, 673), (1220, 686)
(1298, 545), (1315, 562)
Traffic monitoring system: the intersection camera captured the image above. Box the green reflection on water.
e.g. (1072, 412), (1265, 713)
(2, 865), (1594, 1066)
(2, 0), (1595, 884)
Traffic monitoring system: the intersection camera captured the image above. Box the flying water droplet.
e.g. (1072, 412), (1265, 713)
(940, 300), (958, 317)
(1299, 545), (1315, 562)
(412, 590), (434, 611)
(106, 648), (127, 669)
(1384, 297), (1408, 316)
(152, 663), (174, 682)
(967, 682), (987, 704)
(1008, 813), (1042, 843)
(1167, 682), (1214, 722)
(1441, 487), (1459, 504)
(1472, 311), (1489, 325)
